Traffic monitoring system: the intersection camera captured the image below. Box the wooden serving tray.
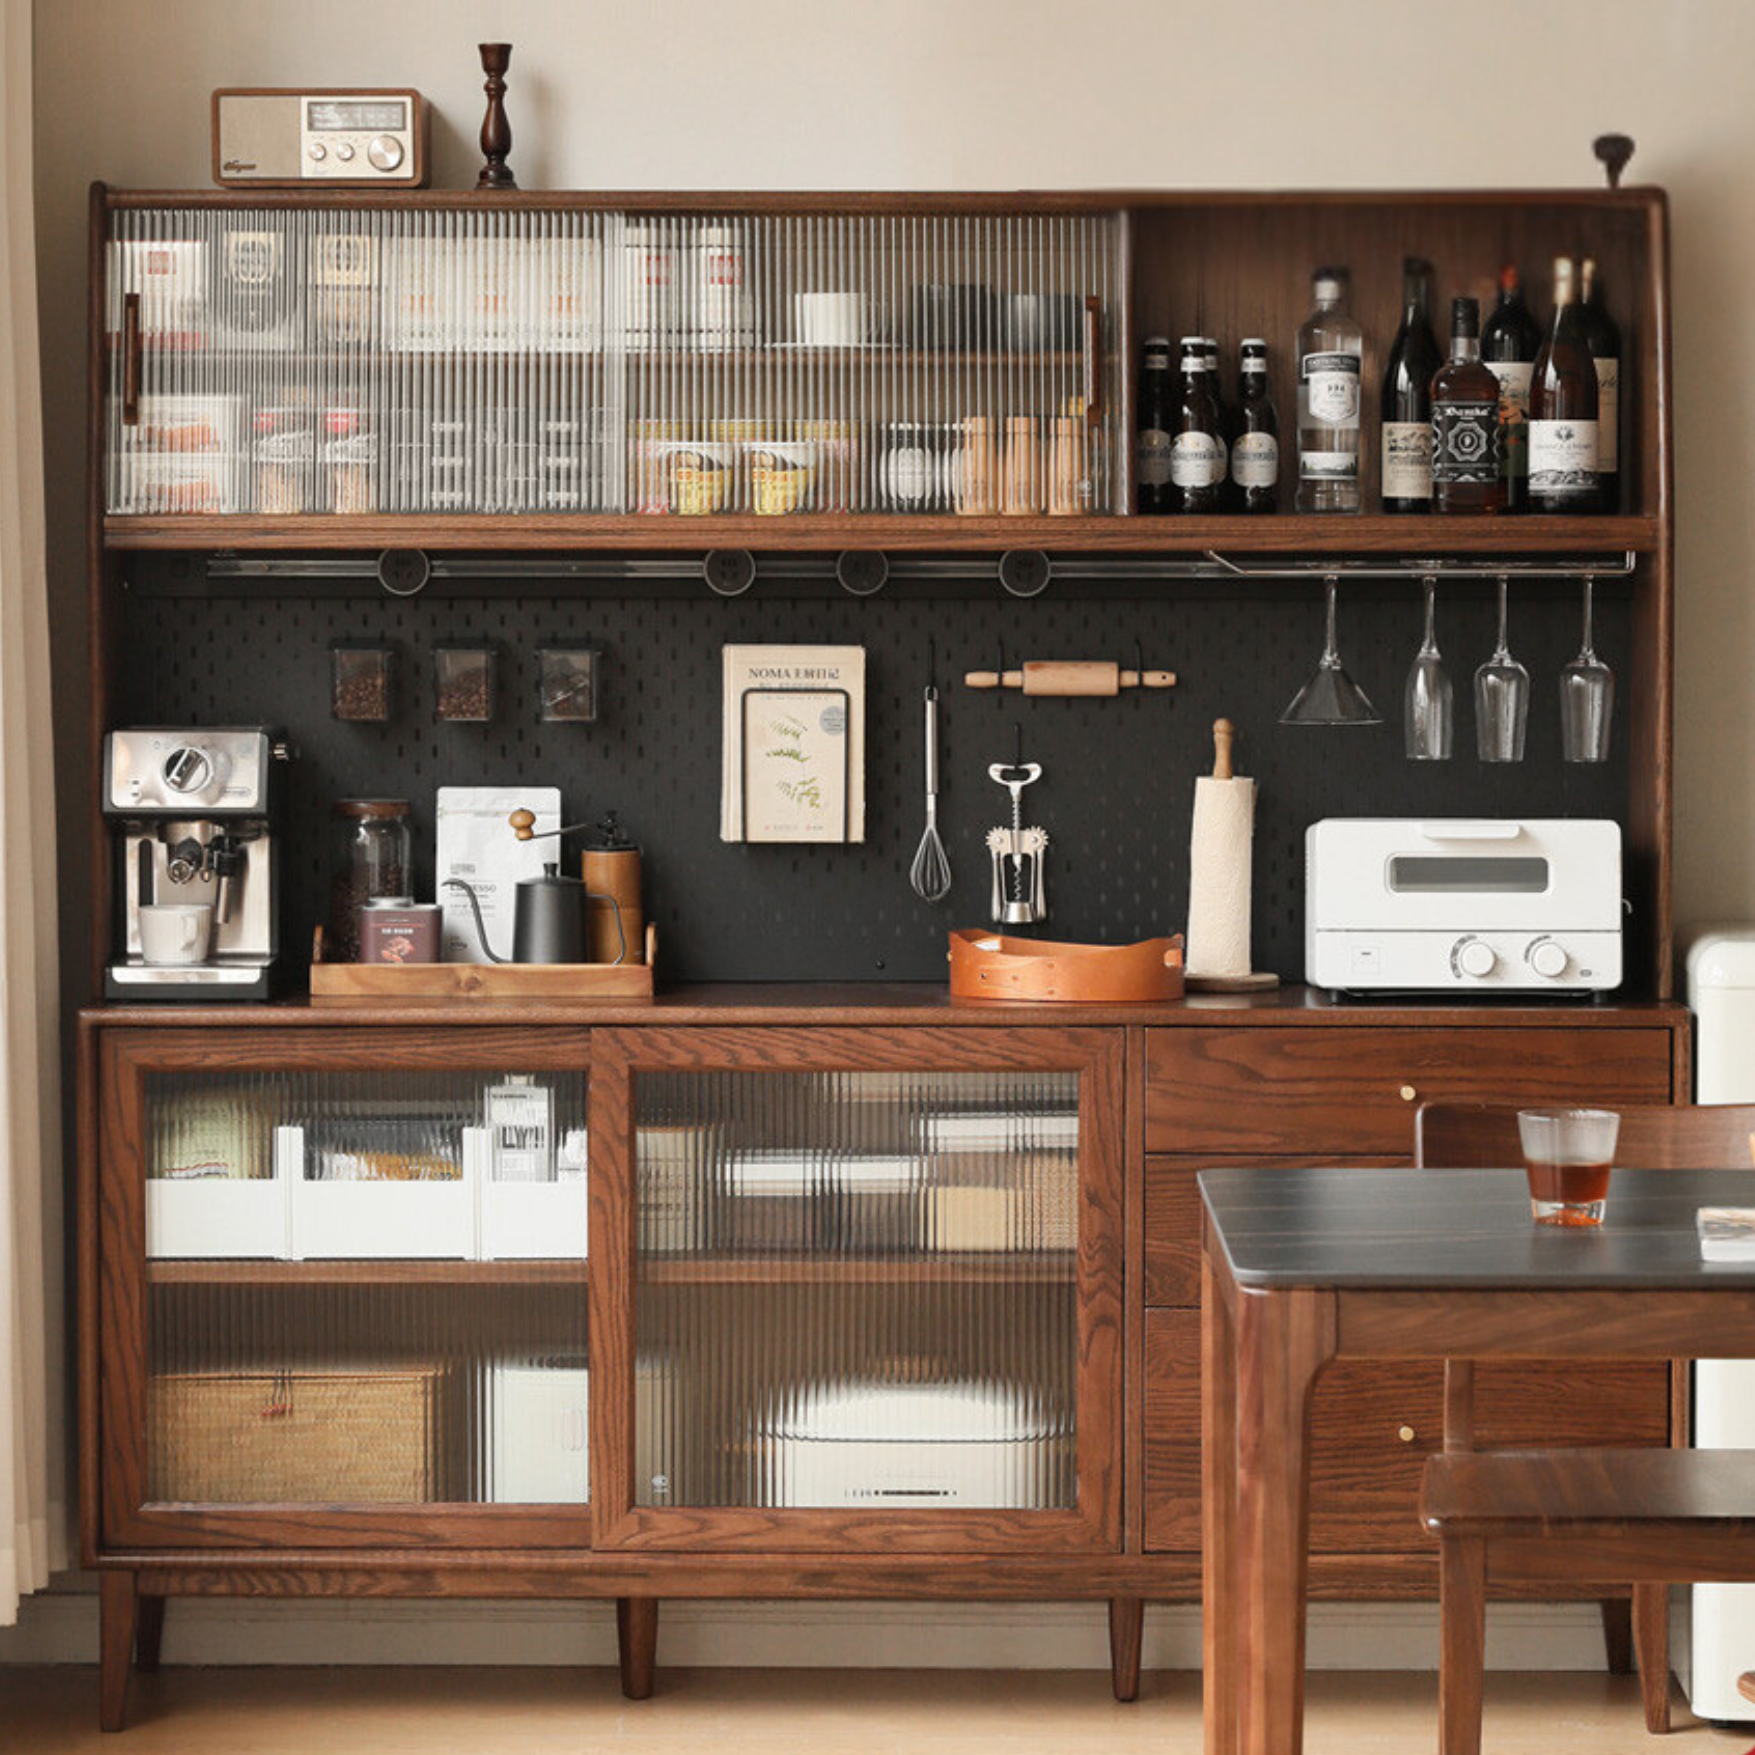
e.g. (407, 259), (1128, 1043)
(309, 924), (657, 1003)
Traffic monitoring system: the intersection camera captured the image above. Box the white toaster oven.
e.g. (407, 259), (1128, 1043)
(1306, 818), (1623, 995)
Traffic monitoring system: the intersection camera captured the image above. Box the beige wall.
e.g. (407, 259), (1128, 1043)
(30, 0), (1755, 952)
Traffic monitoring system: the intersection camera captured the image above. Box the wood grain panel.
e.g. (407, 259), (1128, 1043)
(1145, 1309), (1667, 1555)
(1144, 1027), (1674, 1155)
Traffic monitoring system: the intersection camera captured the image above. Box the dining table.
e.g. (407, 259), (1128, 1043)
(1199, 1164), (1755, 1755)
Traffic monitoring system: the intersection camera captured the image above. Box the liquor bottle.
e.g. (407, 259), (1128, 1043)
(1169, 336), (1227, 514)
(1430, 297), (1504, 514)
(1481, 264), (1541, 513)
(1527, 256), (1600, 514)
(1579, 257), (1622, 511)
(1296, 267), (1362, 513)
(1136, 336), (1175, 514)
(1230, 338), (1280, 514)
(1380, 257), (1443, 514)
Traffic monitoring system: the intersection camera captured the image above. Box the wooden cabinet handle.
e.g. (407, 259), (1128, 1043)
(1399, 1084), (1418, 1103)
(1082, 296), (1102, 432)
(1398, 1425), (1417, 1444)
(122, 292), (141, 427)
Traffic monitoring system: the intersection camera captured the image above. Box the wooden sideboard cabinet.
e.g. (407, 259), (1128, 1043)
(79, 995), (1689, 1729)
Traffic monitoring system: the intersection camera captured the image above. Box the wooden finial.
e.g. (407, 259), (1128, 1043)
(508, 808), (537, 840)
(1593, 134), (1634, 189)
(476, 43), (517, 192)
(1213, 718), (1235, 781)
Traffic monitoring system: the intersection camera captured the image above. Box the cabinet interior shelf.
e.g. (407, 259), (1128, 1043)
(639, 1252), (1076, 1286)
(146, 1259), (589, 1287)
(103, 512), (1659, 556)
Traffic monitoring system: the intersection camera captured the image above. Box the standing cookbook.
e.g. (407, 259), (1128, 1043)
(721, 645), (866, 843)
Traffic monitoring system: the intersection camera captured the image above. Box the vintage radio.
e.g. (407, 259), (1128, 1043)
(212, 89), (429, 188)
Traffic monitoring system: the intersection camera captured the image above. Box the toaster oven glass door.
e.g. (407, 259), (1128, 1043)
(1387, 855), (1550, 894)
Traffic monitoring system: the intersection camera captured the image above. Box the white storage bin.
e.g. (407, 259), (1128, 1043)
(478, 1176), (589, 1261)
(491, 1357), (589, 1503)
(286, 1125), (478, 1261)
(147, 1175), (290, 1260)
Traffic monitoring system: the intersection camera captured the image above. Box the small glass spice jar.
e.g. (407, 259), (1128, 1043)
(328, 800), (413, 963)
(537, 647), (599, 723)
(330, 640), (396, 723)
(434, 644), (498, 723)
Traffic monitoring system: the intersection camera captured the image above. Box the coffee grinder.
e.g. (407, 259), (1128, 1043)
(103, 727), (289, 999)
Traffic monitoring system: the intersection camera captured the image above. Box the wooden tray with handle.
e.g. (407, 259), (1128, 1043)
(308, 924), (658, 1003)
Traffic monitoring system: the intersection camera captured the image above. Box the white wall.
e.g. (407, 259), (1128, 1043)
(16, 0), (1752, 1668)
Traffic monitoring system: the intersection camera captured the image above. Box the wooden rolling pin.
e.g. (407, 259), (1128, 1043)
(964, 660), (1176, 696)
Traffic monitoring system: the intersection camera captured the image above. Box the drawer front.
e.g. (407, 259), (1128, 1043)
(1143, 1155), (1398, 1307)
(1142, 1310), (1670, 1554)
(1144, 1026), (1675, 1156)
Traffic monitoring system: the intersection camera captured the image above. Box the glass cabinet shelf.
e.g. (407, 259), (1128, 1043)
(104, 205), (1124, 520)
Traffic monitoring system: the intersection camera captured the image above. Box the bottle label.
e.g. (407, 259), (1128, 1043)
(1300, 448), (1356, 482)
(1170, 431), (1227, 487)
(1487, 361), (1533, 480)
(1431, 401), (1499, 485)
(1231, 431), (1279, 489)
(1301, 352), (1360, 425)
(1381, 422), (1433, 500)
(1137, 428), (1172, 488)
(1529, 419), (1599, 496)
(1594, 357), (1619, 473)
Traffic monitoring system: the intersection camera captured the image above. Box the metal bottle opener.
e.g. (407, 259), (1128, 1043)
(986, 758), (1047, 925)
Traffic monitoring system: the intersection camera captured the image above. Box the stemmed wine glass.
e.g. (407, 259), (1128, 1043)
(1474, 574), (1530, 763)
(1404, 575), (1453, 760)
(1282, 575), (1382, 726)
(1560, 574), (1615, 762)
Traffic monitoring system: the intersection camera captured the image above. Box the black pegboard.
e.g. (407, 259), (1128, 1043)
(117, 565), (1631, 983)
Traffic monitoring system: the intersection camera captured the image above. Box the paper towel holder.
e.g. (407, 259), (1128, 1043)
(1185, 716), (1280, 994)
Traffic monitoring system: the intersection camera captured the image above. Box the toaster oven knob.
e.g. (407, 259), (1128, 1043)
(368, 135), (404, 172)
(1452, 936), (1497, 979)
(1526, 937), (1570, 979)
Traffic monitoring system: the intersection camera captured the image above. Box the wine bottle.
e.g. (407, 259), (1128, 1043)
(1430, 297), (1504, 514)
(1481, 265), (1541, 514)
(1136, 336), (1175, 514)
(1527, 256), (1599, 515)
(1230, 339), (1279, 514)
(1579, 258), (1623, 512)
(1380, 257), (1443, 514)
(1169, 336), (1227, 514)
(1296, 268), (1362, 513)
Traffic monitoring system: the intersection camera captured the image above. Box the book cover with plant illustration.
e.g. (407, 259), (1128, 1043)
(721, 646), (865, 843)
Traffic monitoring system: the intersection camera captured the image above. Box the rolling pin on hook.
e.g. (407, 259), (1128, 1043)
(964, 659), (1176, 697)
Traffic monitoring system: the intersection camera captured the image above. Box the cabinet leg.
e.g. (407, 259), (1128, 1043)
(1108, 1596), (1144, 1702)
(617, 1596), (658, 1700)
(99, 1572), (139, 1733)
(1633, 1582), (1671, 1734)
(1599, 1596), (1633, 1674)
(134, 1594), (166, 1673)
(1438, 1537), (1486, 1755)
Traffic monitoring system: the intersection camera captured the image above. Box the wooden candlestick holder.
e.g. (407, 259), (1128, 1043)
(475, 42), (517, 191)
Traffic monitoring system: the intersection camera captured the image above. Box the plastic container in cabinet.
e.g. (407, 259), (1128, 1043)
(490, 1356), (589, 1503)
(286, 1125), (479, 1261)
(475, 1126), (591, 1261)
(147, 1174), (291, 1260)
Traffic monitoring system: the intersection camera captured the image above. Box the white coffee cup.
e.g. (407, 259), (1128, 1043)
(139, 903), (214, 966)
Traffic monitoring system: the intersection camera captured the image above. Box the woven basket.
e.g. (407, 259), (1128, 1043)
(148, 1368), (443, 1504)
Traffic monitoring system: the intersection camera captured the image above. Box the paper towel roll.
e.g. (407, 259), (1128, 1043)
(1186, 774), (1255, 979)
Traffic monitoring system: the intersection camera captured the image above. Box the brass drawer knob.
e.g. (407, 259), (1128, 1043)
(1398, 1424), (1417, 1444)
(1400, 1084), (1418, 1103)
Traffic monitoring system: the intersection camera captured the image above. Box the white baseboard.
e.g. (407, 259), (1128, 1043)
(0, 1579), (1614, 1672)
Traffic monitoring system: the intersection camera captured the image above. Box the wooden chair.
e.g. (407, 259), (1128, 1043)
(1415, 1100), (1755, 1743)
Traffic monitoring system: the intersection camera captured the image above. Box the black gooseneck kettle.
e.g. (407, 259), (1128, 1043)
(443, 810), (627, 965)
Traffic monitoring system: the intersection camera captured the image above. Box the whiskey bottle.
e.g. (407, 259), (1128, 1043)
(1528, 256), (1600, 514)
(1481, 265), (1541, 513)
(1230, 339), (1279, 514)
(1430, 297), (1504, 514)
(1296, 268), (1362, 513)
(1579, 257), (1623, 512)
(1380, 257), (1442, 514)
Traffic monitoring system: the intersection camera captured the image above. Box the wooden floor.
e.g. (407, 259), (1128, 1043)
(0, 1667), (1749, 1753)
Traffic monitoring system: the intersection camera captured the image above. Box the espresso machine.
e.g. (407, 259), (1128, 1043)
(103, 727), (288, 999)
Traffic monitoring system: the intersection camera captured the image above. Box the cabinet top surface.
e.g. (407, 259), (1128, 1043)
(1202, 1166), (1755, 1290)
(78, 983), (1688, 1031)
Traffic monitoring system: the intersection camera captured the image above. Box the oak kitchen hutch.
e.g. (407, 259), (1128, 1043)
(79, 176), (1680, 1730)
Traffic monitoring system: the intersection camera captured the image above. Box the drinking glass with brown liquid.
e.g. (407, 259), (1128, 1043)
(1517, 1108), (1621, 1226)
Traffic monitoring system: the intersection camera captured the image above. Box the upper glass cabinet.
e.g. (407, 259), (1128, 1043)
(102, 203), (1126, 519)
